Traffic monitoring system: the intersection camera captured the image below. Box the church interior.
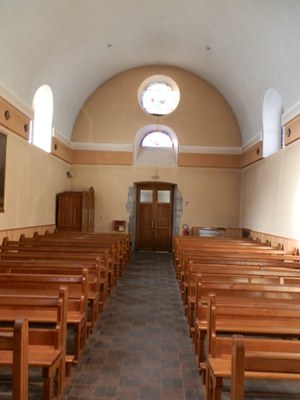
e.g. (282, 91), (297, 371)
(1, 1), (300, 399)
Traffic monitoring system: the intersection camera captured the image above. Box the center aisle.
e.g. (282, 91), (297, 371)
(62, 251), (203, 400)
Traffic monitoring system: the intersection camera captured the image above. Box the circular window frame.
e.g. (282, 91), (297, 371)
(138, 75), (180, 116)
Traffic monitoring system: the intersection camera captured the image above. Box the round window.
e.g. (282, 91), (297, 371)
(138, 75), (180, 116)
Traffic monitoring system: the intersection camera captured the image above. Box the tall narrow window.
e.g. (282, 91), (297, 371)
(32, 85), (53, 153)
(262, 89), (283, 158)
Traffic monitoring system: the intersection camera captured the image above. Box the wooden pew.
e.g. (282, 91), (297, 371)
(203, 293), (300, 395)
(19, 240), (120, 281)
(231, 335), (244, 400)
(172, 236), (262, 269)
(176, 247), (298, 287)
(45, 231), (131, 265)
(186, 263), (300, 337)
(39, 232), (130, 276)
(0, 251), (109, 308)
(4, 230), (129, 293)
(172, 235), (287, 273)
(0, 318), (28, 400)
(0, 260), (101, 329)
(230, 335), (300, 400)
(174, 235), (300, 400)
(179, 238), (300, 330)
(17, 232), (129, 283)
(206, 302), (300, 400)
(0, 273), (87, 362)
(0, 243), (115, 296)
(0, 288), (68, 400)
(41, 230), (131, 265)
(178, 254), (300, 301)
(194, 282), (300, 368)
(187, 269), (282, 338)
(181, 256), (300, 303)
(173, 234), (296, 262)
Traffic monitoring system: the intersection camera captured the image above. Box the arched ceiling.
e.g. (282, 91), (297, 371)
(1, 0), (300, 147)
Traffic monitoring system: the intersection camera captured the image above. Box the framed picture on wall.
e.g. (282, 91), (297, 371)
(0, 132), (7, 212)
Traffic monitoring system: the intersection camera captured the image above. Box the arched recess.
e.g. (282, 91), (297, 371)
(262, 89), (283, 158)
(32, 84), (53, 153)
(134, 125), (178, 166)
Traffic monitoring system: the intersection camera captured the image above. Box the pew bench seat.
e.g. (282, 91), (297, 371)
(209, 341), (300, 400)
(0, 289), (68, 400)
(204, 294), (300, 400)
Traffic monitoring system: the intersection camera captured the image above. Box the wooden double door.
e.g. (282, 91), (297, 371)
(135, 182), (175, 252)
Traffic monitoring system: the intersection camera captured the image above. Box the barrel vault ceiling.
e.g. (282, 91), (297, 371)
(1, 1), (300, 148)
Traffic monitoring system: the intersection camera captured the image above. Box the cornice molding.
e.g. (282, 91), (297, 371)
(282, 101), (300, 126)
(0, 84), (33, 119)
(71, 142), (134, 152)
(179, 145), (241, 154)
(53, 129), (72, 147)
(241, 133), (262, 153)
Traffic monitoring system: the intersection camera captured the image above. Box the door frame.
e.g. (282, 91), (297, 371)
(134, 181), (176, 252)
(126, 182), (183, 251)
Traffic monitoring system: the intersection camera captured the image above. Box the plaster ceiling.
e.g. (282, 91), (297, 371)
(1, 0), (300, 147)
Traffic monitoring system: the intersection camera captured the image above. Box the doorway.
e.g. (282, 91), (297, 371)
(135, 182), (175, 252)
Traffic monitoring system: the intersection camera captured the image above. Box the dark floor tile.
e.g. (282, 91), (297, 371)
(161, 358), (181, 368)
(115, 386), (140, 400)
(162, 388), (186, 400)
(184, 388), (205, 400)
(161, 367), (182, 379)
(61, 252), (216, 400)
(162, 376), (184, 390)
(119, 374), (141, 387)
(67, 384), (96, 397)
(141, 365), (161, 378)
(93, 385), (118, 398)
(139, 386), (162, 400)
(96, 375), (120, 386)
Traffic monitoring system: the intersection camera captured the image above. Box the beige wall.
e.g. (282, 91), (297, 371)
(3, 64), (300, 246)
(0, 129), (69, 231)
(69, 164), (241, 232)
(69, 65), (242, 236)
(72, 65), (241, 147)
(241, 140), (300, 240)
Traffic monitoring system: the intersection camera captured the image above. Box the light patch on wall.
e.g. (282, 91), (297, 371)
(262, 89), (283, 158)
(292, 180), (300, 239)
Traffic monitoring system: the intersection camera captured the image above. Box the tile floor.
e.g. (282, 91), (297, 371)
(62, 251), (203, 400)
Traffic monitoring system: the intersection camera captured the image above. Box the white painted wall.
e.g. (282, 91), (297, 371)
(0, 130), (69, 230)
(241, 140), (300, 240)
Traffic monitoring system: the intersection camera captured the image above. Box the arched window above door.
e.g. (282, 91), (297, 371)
(134, 125), (178, 166)
(141, 130), (173, 148)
